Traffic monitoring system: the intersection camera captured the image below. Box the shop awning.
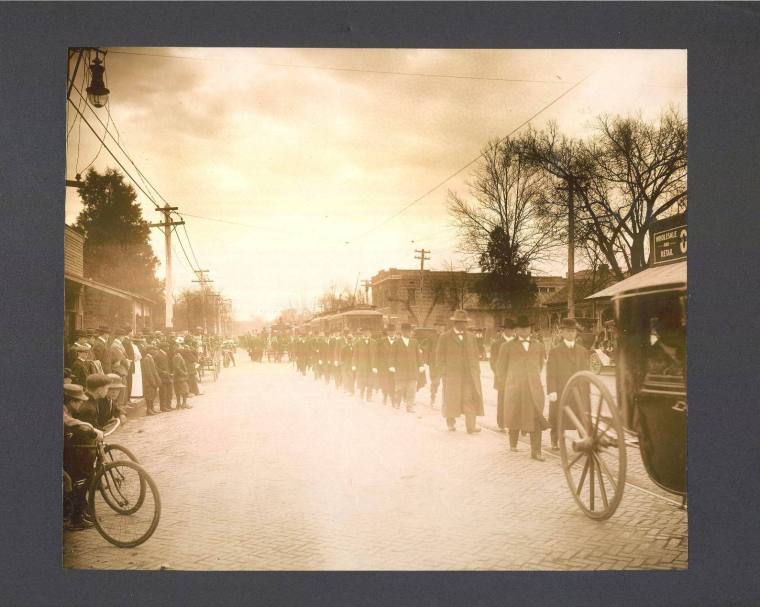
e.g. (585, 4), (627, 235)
(586, 261), (686, 300)
(65, 272), (155, 304)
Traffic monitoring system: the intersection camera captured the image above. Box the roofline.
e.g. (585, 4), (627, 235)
(65, 272), (156, 304)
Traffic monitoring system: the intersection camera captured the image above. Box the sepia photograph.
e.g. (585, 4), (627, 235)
(62, 47), (687, 571)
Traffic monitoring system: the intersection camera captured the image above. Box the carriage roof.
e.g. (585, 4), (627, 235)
(586, 260), (686, 301)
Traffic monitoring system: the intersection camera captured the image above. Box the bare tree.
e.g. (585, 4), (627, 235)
(447, 138), (561, 268)
(524, 110), (687, 279)
(589, 108), (687, 274)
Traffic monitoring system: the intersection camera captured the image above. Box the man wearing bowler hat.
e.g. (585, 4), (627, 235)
(491, 318), (516, 432)
(435, 310), (484, 433)
(496, 315), (548, 460)
(546, 317), (589, 450)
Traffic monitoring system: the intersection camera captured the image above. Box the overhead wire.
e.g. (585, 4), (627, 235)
(107, 49), (574, 85)
(356, 71), (595, 240)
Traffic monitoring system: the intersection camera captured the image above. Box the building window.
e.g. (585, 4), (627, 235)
(407, 288), (416, 305)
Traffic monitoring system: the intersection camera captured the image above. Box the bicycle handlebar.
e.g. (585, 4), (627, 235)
(102, 417), (121, 438)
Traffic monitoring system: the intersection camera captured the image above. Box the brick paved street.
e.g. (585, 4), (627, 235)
(64, 355), (687, 570)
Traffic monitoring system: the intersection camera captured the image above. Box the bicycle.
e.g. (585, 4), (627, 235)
(74, 418), (161, 548)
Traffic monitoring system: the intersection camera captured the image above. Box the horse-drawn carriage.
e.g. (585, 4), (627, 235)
(556, 258), (686, 520)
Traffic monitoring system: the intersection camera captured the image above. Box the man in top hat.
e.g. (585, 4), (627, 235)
(92, 326), (112, 374)
(435, 310), (484, 433)
(352, 327), (375, 401)
(371, 328), (397, 406)
(546, 317), (590, 450)
(490, 318), (516, 432)
(390, 322), (425, 413)
(495, 315), (547, 460)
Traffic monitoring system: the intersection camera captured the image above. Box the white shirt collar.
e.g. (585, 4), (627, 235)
(563, 339), (575, 348)
(402, 336), (409, 346)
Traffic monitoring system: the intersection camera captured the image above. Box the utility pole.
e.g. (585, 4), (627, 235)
(149, 205), (184, 329)
(360, 280), (371, 305)
(414, 249), (431, 326)
(557, 177), (577, 319)
(192, 270), (213, 334)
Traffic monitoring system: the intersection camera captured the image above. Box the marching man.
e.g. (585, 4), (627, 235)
(435, 310), (484, 433)
(546, 318), (589, 451)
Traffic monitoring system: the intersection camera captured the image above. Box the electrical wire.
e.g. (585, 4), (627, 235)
(356, 71), (595, 239)
(67, 97), (163, 211)
(107, 49), (574, 85)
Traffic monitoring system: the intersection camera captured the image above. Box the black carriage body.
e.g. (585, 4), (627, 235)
(613, 275), (687, 496)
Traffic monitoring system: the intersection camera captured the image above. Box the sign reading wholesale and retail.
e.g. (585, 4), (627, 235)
(651, 214), (687, 266)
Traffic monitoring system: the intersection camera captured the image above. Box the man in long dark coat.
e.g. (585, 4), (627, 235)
(352, 327), (374, 401)
(546, 318), (589, 450)
(495, 315), (547, 460)
(435, 310), (484, 433)
(339, 330), (355, 394)
(390, 322), (425, 412)
(154, 343), (173, 412)
(371, 329), (396, 405)
(141, 345), (162, 415)
(490, 319), (516, 432)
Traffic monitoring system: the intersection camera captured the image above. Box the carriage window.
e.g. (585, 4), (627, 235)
(643, 295), (686, 383)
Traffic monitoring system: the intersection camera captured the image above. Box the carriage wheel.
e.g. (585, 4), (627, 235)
(558, 371), (627, 520)
(589, 353), (603, 375)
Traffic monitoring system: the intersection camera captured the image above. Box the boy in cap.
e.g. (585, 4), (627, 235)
(63, 383), (103, 530)
(546, 318), (589, 450)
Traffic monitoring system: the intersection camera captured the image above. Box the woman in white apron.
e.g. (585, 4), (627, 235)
(131, 341), (143, 399)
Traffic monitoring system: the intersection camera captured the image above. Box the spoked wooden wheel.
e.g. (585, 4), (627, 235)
(558, 371), (627, 520)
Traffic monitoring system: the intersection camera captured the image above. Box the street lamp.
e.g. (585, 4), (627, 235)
(86, 54), (110, 108)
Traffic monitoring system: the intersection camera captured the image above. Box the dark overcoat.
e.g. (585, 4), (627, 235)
(435, 331), (484, 417)
(546, 341), (589, 430)
(496, 338), (546, 432)
(546, 342), (589, 397)
(140, 353), (161, 389)
(390, 337), (423, 382)
(352, 338), (373, 378)
(489, 335), (512, 390)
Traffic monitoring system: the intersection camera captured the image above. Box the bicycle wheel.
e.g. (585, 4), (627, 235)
(104, 443), (139, 463)
(88, 460), (161, 548)
(99, 444), (145, 514)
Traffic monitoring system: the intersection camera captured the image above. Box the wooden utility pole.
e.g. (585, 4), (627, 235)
(414, 248), (430, 292)
(149, 205), (184, 329)
(192, 270), (213, 334)
(414, 249), (431, 326)
(557, 178), (576, 319)
(567, 177), (575, 319)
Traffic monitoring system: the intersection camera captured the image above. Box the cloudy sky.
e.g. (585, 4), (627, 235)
(65, 48), (686, 321)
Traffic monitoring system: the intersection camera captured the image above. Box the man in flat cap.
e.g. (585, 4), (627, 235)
(496, 315), (547, 460)
(546, 318), (589, 451)
(435, 310), (484, 433)
(491, 318), (516, 433)
(390, 322), (425, 413)
(70, 343), (95, 388)
(154, 342), (173, 412)
(141, 345), (162, 415)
